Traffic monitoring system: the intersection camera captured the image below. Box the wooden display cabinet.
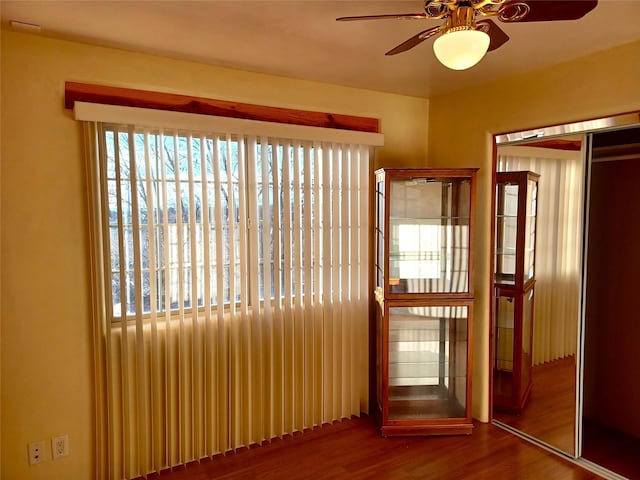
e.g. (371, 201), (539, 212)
(374, 168), (477, 436)
(493, 171), (539, 415)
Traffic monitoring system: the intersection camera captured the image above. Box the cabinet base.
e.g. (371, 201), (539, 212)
(493, 374), (532, 416)
(381, 422), (473, 437)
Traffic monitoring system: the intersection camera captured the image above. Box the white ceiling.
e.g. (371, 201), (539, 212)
(2, 0), (640, 98)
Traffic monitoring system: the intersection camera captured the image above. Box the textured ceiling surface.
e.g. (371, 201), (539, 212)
(2, 0), (640, 97)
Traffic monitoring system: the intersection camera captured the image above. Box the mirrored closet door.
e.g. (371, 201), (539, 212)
(492, 133), (586, 457)
(491, 112), (640, 479)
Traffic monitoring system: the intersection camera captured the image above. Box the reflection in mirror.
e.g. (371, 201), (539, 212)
(492, 135), (585, 456)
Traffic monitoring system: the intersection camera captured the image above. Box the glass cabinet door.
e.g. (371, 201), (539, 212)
(494, 294), (515, 398)
(387, 176), (471, 295)
(495, 182), (519, 285)
(493, 286), (535, 413)
(375, 177), (385, 291)
(376, 301), (384, 415)
(520, 287), (534, 398)
(495, 171), (539, 287)
(524, 178), (538, 283)
(387, 304), (468, 421)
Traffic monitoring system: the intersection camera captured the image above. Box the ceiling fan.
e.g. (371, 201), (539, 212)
(337, 0), (598, 70)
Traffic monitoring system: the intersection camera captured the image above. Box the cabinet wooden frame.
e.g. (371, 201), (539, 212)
(374, 168), (478, 436)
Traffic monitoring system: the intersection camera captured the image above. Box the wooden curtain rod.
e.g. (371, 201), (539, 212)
(518, 139), (583, 151)
(64, 82), (380, 133)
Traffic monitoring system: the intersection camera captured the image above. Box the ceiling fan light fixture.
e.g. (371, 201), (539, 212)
(433, 28), (490, 70)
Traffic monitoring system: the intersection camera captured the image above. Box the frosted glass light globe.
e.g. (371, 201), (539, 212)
(433, 29), (490, 70)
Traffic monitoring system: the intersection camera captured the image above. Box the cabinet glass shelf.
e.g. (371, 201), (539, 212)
(390, 218), (470, 224)
(388, 385), (467, 420)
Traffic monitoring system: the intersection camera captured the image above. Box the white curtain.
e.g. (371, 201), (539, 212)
(83, 109), (375, 479)
(498, 145), (584, 365)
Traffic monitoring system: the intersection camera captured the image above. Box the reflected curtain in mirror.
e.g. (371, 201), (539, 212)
(498, 145), (583, 365)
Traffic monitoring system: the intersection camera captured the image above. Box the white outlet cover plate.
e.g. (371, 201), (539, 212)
(28, 441), (45, 465)
(51, 435), (69, 459)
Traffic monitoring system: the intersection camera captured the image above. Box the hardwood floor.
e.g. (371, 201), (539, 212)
(494, 355), (576, 454)
(493, 355), (640, 479)
(142, 415), (602, 480)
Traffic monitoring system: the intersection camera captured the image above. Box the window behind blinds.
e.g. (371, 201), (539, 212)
(86, 116), (372, 479)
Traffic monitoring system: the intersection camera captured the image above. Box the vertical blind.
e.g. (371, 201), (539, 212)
(85, 115), (373, 479)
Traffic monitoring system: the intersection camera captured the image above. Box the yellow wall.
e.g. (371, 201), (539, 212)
(0, 30), (428, 479)
(3, 25), (640, 479)
(0, 22), (3, 476)
(428, 40), (640, 421)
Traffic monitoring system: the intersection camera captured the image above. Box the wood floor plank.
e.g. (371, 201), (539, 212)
(141, 415), (603, 479)
(494, 356), (577, 454)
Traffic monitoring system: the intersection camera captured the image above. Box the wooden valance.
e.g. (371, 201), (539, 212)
(65, 82), (380, 133)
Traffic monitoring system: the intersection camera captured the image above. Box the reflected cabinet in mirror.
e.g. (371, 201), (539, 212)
(375, 168), (477, 436)
(493, 171), (539, 415)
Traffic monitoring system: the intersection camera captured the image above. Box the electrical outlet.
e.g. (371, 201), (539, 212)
(51, 435), (69, 459)
(28, 441), (46, 465)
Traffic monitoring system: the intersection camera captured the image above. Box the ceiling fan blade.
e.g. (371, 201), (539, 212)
(502, 0), (598, 22)
(477, 20), (510, 52)
(385, 26), (442, 55)
(337, 13), (428, 21)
